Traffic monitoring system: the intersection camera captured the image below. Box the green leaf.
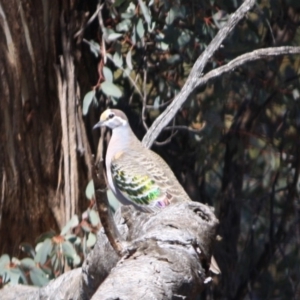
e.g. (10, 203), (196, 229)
(107, 189), (120, 213)
(34, 238), (53, 265)
(101, 81), (122, 98)
(60, 215), (79, 235)
(126, 50), (133, 70)
(62, 241), (76, 259)
(138, 0), (151, 25)
(6, 268), (21, 285)
(136, 18), (145, 39)
(0, 254), (10, 268)
(64, 234), (78, 243)
(18, 268), (28, 284)
(89, 210), (100, 227)
(20, 258), (36, 269)
(74, 237), (81, 245)
(112, 52), (123, 68)
(81, 222), (91, 233)
(113, 0), (127, 7)
(87, 232), (97, 248)
(153, 96), (160, 110)
(51, 255), (59, 273)
(131, 25), (137, 45)
(177, 31), (191, 48)
(82, 90), (96, 115)
(166, 6), (186, 25)
(212, 10), (229, 29)
(87, 40), (101, 57)
(30, 267), (49, 287)
(103, 67), (113, 83)
(166, 54), (181, 65)
(85, 180), (95, 200)
(104, 29), (122, 41)
(73, 254), (81, 266)
(116, 19), (132, 32)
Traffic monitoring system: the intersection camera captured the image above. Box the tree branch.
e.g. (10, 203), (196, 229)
(142, 0), (257, 148)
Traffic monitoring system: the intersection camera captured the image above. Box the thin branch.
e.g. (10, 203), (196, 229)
(195, 46), (300, 88)
(146, 99), (172, 109)
(142, 0), (257, 148)
(74, 4), (103, 39)
(92, 159), (125, 257)
(97, 3), (107, 64)
(164, 122), (206, 134)
(142, 60), (149, 131)
(154, 130), (178, 146)
(143, 45), (300, 148)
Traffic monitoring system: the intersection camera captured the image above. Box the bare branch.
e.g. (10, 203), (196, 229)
(164, 123), (206, 134)
(74, 4), (103, 39)
(92, 158), (125, 256)
(142, 0), (256, 148)
(195, 46), (300, 88)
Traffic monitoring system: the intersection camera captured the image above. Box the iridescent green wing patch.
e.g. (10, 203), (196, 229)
(111, 163), (161, 205)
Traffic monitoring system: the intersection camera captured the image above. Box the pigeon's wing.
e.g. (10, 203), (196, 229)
(110, 149), (189, 210)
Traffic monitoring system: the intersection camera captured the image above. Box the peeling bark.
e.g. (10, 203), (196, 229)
(0, 202), (219, 299)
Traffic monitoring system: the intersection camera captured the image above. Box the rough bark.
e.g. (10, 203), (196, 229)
(0, 0), (92, 253)
(0, 202), (219, 299)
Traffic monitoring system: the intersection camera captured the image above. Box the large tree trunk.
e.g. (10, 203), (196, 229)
(0, 0), (92, 253)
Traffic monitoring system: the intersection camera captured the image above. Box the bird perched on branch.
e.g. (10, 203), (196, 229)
(93, 108), (220, 274)
(93, 108), (191, 212)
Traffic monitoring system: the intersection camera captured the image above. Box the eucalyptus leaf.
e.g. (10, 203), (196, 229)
(81, 222), (91, 233)
(166, 6), (186, 25)
(136, 18), (145, 39)
(87, 40), (101, 57)
(62, 241), (76, 259)
(116, 19), (132, 32)
(64, 234), (77, 243)
(85, 179), (95, 200)
(20, 258), (36, 269)
(101, 81), (122, 98)
(113, 0), (127, 7)
(212, 10), (229, 29)
(0, 254), (10, 267)
(153, 96), (161, 110)
(89, 210), (100, 227)
(30, 267), (49, 287)
(60, 215), (79, 236)
(166, 54), (181, 65)
(34, 238), (53, 265)
(112, 52), (123, 68)
(138, 0), (151, 25)
(177, 31), (191, 48)
(107, 32), (123, 41)
(104, 28), (122, 42)
(73, 254), (81, 266)
(82, 90), (95, 115)
(87, 232), (97, 248)
(107, 189), (120, 212)
(6, 268), (21, 285)
(126, 50), (133, 70)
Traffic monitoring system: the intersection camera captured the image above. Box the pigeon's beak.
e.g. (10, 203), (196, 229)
(93, 121), (104, 130)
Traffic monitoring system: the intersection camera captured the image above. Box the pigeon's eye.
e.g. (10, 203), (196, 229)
(108, 113), (114, 119)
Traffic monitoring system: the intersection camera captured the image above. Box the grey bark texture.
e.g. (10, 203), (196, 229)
(0, 202), (219, 300)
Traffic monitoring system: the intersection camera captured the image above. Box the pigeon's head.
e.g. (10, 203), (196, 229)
(93, 109), (129, 130)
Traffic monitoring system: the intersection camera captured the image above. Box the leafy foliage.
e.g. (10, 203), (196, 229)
(0, 205), (100, 287)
